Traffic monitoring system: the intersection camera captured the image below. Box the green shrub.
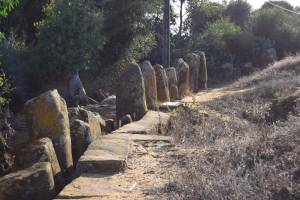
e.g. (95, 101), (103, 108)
(26, 0), (105, 82)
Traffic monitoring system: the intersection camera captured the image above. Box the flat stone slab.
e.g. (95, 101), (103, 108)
(76, 137), (130, 174)
(104, 133), (172, 143)
(113, 111), (170, 135)
(159, 101), (183, 112)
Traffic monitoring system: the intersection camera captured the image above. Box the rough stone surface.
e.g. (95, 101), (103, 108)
(166, 67), (179, 101)
(24, 89), (73, 175)
(176, 58), (190, 98)
(119, 114), (133, 127)
(76, 137), (130, 174)
(68, 107), (102, 140)
(0, 162), (55, 200)
(113, 111), (170, 135)
(197, 51), (208, 89)
(69, 119), (94, 163)
(15, 137), (64, 190)
(154, 64), (170, 102)
(185, 53), (200, 92)
(105, 133), (172, 143)
(159, 102), (183, 112)
(116, 63), (148, 121)
(140, 61), (158, 110)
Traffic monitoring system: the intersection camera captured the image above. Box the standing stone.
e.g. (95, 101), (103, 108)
(140, 61), (158, 110)
(0, 162), (55, 200)
(116, 63), (148, 121)
(15, 138), (64, 191)
(154, 64), (170, 102)
(176, 58), (190, 98)
(68, 72), (88, 106)
(198, 51), (208, 89)
(24, 89), (73, 176)
(166, 67), (179, 101)
(185, 53), (200, 92)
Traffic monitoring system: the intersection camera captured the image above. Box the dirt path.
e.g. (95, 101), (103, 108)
(56, 140), (186, 200)
(182, 87), (253, 103)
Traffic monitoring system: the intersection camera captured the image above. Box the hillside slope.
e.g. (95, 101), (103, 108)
(165, 55), (300, 200)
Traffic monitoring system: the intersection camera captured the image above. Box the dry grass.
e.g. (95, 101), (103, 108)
(164, 55), (300, 200)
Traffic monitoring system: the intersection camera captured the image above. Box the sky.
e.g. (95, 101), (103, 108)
(172, 0), (300, 29)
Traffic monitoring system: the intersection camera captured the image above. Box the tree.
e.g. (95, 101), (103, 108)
(186, 0), (225, 37)
(224, 0), (252, 28)
(25, 0), (105, 83)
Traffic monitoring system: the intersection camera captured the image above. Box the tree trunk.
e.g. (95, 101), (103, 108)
(178, 0), (184, 37)
(162, 0), (170, 68)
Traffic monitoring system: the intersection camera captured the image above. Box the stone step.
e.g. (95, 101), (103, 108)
(76, 137), (130, 174)
(113, 111), (170, 135)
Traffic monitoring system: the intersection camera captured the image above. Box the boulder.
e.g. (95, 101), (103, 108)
(185, 53), (200, 92)
(119, 114), (133, 127)
(154, 64), (170, 102)
(15, 138), (64, 190)
(166, 67), (179, 101)
(24, 90), (73, 176)
(68, 107), (102, 139)
(68, 72), (88, 106)
(197, 51), (208, 89)
(176, 58), (190, 98)
(0, 162), (55, 200)
(68, 119), (94, 163)
(140, 61), (158, 110)
(104, 119), (115, 133)
(116, 63), (148, 121)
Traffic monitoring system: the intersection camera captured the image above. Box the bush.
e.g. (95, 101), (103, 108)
(224, 0), (252, 28)
(26, 0), (105, 83)
(251, 8), (300, 58)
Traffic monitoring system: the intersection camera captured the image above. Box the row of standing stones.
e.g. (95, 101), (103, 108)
(0, 52), (207, 200)
(117, 52), (207, 122)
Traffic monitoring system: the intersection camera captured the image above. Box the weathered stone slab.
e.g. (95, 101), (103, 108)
(159, 101), (183, 112)
(166, 67), (179, 101)
(197, 51), (208, 89)
(116, 63), (148, 121)
(15, 137), (64, 190)
(141, 61), (158, 110)
(185, 53), (200, 92)
(76, 137), (130, 174)
(104, 133), (172, 143)
(0, 162), (55, 200)
(113, 111), (170, 135)
(154, 64), (170, 102)
(176, 58), (190, 98)
(24, 89), (73, 175)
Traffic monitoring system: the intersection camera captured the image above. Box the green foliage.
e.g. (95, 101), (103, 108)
(251, 7), (300, 58)
(99, 0), (161, 72)
(186, 0), (225, 37)
(26, 0), (105, 81)
(224, 0), (252, 28)
(0, 0), (18, 17)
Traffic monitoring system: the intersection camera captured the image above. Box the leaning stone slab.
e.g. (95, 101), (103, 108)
(113, 111), (170, 135)
(76, 137), (130, 174)
(24, 89), (73, 175)
(15, 137), (64, 190)
(116, 63), (148, 121)
(0, 162), (55, 200)
(154, 64), (170, 102)
(159, 101), (183, 112)
(141, 61), (158, 110)
(197, 51), (208, 89)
